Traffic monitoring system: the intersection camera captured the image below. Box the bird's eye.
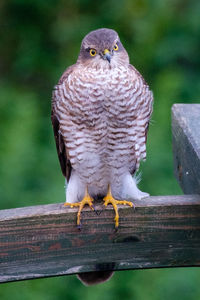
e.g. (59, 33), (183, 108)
(89, 49), (97, 56)
(113, 44), (119, 51)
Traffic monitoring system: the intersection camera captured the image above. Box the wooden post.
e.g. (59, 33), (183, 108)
(172, 104), (200, 194)
(0, 104), (200, 284)
(0, 195), (200, 283)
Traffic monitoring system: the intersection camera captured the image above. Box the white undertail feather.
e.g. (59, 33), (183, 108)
(65, 171), (149, 203)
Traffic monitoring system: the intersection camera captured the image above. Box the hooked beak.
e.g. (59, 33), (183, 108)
(103, 49), (111, 63)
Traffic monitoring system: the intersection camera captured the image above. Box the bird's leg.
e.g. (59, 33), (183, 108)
(103, 184), (133, 228)
(64, 186), (94, 227)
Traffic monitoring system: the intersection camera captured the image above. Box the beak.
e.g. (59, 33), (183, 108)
(103, 49), (111, 63)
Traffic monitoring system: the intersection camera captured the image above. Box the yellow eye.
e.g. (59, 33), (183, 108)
(89, 49), (97, 56)
(113, 44), (119, 51)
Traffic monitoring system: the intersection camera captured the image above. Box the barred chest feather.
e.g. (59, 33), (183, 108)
(56, 64), (152, 191)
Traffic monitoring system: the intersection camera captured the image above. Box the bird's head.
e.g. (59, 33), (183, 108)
(77, 28), (129, 69)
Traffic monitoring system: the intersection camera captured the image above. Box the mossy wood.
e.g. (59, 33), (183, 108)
(0, 195), (200, 283)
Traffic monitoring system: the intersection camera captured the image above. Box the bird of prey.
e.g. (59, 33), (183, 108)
(51, 28), (153, 285)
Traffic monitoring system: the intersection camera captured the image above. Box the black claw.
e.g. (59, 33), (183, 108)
(95, 209), (102, 216)
(92, 205), (101, 215)
(114, 226), (119, 233)
(77, 223), (82, 230)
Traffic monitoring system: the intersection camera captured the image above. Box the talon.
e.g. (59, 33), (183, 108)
(92, 205), (99, 214)
(90, 204), (95, 211)
(103, 184), (134, 228)
(95, 208), (102, 215)
(64, 186), (94, 226)
(77, 224), (82, 230)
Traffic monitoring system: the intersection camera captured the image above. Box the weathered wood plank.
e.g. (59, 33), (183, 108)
(0, 195), (200, 283)
(172, 104), (200, 194)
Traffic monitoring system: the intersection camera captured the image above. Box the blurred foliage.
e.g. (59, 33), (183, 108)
(0, 0), (200, 299)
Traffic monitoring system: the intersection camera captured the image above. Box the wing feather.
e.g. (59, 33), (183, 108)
(51, 65), (76, 181)
(129, 64), (153, 170)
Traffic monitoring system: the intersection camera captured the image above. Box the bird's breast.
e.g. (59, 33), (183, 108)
(58, 65), (145, 186)
(67, 66), (138, 127)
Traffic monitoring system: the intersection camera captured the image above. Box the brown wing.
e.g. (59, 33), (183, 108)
(128, 64), (153, 172)
(51, 65), (76, 181)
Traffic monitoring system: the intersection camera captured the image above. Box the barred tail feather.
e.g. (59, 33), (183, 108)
(77, 271), (114, 286)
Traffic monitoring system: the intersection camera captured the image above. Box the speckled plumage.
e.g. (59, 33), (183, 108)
(52, 28), (153, 204)
(51, 28), (153, 285)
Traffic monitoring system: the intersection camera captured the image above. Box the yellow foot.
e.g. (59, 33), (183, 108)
(103, 185), (133, 228)
(64, 187), (94, 227)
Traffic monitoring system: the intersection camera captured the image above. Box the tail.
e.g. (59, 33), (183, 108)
(77, 271), (114, 286)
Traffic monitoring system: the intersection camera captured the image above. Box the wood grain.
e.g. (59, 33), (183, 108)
(172, 104), (200, 194)
(0, 195), (200, 283)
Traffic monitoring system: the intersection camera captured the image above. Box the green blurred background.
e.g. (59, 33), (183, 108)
(0, 0), (200, 299)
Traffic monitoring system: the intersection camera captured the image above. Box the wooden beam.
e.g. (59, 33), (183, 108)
(0, 195), (200, 283)
(172, 104), (200, 194)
